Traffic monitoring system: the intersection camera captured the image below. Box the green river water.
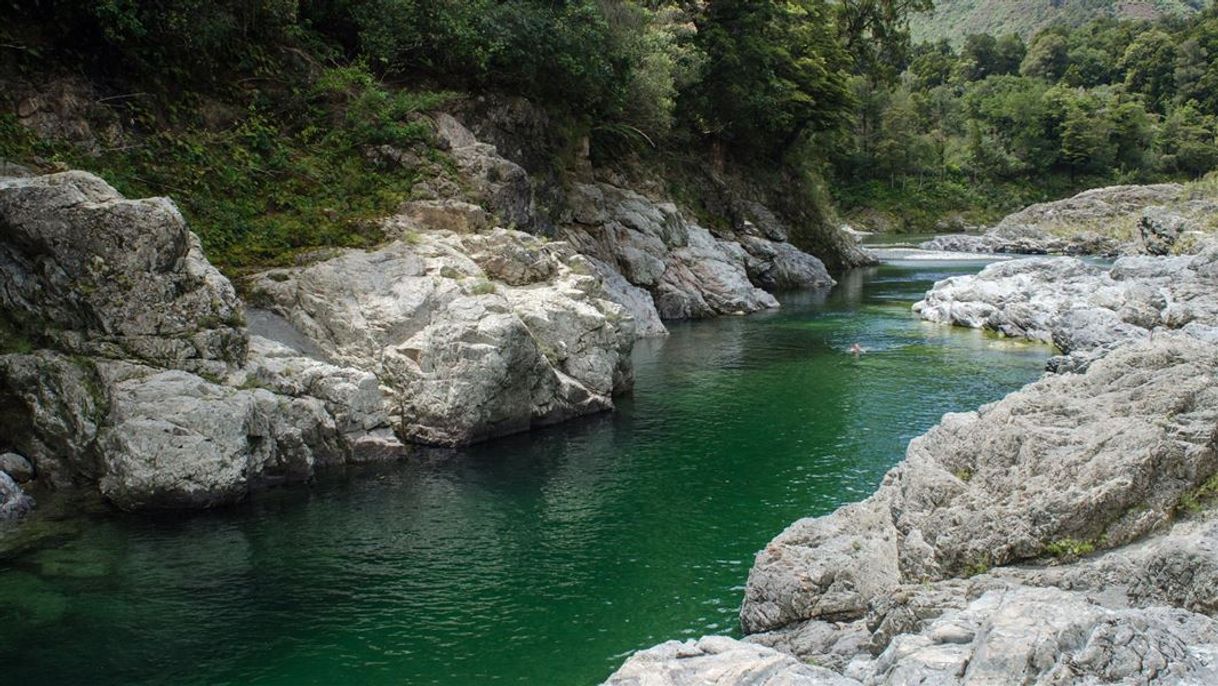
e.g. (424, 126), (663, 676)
(0, 257), (1049, 685)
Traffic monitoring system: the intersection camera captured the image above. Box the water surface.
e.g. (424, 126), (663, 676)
(0, 259), (1048, 685)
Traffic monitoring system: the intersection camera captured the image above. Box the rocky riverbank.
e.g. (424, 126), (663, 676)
(914, 242), (1218, 372)
(921, 182), (1218, 257)
(608, 235), (1218, 683)
(0, 113), (846, 515)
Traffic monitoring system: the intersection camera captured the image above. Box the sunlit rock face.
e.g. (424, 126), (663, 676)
(0, 168), (637, 509)
(245, 227), (635, 447)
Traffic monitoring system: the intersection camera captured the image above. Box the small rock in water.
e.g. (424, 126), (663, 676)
(0, 471), (34, 520)
(0, 452), (34, 482)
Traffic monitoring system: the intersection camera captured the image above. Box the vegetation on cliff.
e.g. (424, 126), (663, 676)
(0, 1), (875, 270)
(2, 0), (1217, 259)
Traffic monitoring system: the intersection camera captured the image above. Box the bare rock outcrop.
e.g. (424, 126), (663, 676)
(604, 636), (858, 686)
(560, 181), (834, 326)
(246, 227), (634, 447)
(0, 171), (245, 372)
(913, 239), (1218, 369)
(424, 113), (838, 336)
(0, 171), (407, 511)
(742, 335), (1218, 633)
(922, 183), (1218, 257)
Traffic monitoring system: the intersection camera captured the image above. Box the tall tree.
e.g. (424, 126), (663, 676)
(1020, 32), (1069, 81)
(1121, 29), (1177, 110)
(835, 0), (933, 82)
(687, 0), (853, 157)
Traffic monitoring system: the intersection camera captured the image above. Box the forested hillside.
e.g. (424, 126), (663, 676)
(911, 0), (1207, 44)
(840, 4), (1218, 230)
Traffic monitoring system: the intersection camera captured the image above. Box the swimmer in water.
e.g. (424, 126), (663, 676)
(849, 342), (864, 358)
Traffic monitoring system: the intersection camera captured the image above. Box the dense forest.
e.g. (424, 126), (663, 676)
(2, 0), (1217, 257)
(838, 4), (1218, 228)
(910, 0), (1206, 44)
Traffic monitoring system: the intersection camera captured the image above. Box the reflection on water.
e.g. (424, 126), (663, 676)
(0, 259), (1048, 685)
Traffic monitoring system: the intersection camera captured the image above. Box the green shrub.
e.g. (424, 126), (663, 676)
(0, 64), (452, 272)
(1044, 537), (1096, 559)
(467, 279), (496, 296)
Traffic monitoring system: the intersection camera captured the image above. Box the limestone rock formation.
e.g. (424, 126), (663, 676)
(246, 226), (634, 447)
(560, 181), (834, 325)
(0, 170), (405, 510)
(426, 112), (838, 335)
(0, 171), (245, 372)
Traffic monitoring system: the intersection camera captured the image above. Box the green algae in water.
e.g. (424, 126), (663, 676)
(0, 259), (1049, 685)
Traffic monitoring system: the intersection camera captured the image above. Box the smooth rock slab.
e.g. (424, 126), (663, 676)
(605, 636), (859, 686)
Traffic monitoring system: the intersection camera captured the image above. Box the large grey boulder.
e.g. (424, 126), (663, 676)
(738, 234), (835, 291)
(561, 181), (832, 324)
(655, 226), (780, 319)
(0, 170), (407, 510)
(97, 366), (282, 510)
(0, 171), (245, 370)
(94, 359), (384, 510)
(247, 227), (634, 447)
(742, 334), (1218, 634)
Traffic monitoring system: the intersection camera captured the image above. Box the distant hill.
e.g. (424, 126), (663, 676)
(910, 0), (1209, 44)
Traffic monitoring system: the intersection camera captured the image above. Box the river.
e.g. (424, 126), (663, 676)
(0, 255), (1049, 685)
